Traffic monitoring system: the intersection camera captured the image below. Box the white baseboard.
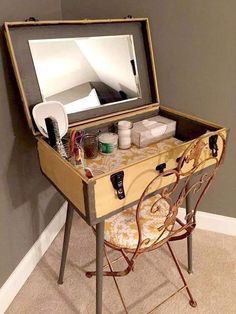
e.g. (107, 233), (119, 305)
(0, 202), (67, 314)
(0, 203), (235, 314)
(178, 208), (236, 236)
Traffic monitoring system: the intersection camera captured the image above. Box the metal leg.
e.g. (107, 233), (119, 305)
(186, 191), (193, 274)
(58, 202), (74, 284)
(187, 235), (193, 274)
(104, 247), (128, 314)
(96, 221), (104, 314)
(167, 242), (197, 307)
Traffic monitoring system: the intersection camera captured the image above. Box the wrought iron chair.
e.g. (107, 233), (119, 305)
(86, 132), (226, 313)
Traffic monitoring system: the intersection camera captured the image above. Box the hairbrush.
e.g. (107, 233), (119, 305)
(45, 116), (68, 159)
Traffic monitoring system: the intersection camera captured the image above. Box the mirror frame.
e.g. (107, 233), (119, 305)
(4, 18), (159, 135)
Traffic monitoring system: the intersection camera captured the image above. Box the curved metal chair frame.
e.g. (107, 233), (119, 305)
(86, 132), (226, 313)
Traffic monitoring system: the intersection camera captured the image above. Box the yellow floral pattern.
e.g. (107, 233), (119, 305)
(76, 137), (182, 177)
(104, 194), (172, 250)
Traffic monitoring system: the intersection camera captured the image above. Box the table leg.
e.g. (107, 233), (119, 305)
(187, 234), (193, 274)
(58, 202), (74, 284)
(186, 192), (193, 274)
(96, 221), (104, 314)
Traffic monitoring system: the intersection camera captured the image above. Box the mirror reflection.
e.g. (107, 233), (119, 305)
(29, 35), (141, 114)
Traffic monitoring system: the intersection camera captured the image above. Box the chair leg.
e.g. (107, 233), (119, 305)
(58, 202), (74, 284)
(104, 247), (128, 314)
(167, 242), (197, 307)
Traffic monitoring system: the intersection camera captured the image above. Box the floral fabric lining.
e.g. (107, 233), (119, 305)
(77, 137), (182, 177)
(104, 195), (172, 250)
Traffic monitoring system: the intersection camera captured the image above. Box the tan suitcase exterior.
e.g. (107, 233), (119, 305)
(4, 18), (228, 225)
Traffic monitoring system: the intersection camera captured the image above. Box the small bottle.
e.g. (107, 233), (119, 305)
(118, 120), (132, 149)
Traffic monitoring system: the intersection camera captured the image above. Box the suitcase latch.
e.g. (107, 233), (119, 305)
(156, 163), (166, 173)
(110, 171), (125, 200)
(209, 134), (218, 157)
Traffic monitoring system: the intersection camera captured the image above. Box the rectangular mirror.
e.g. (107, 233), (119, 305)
(29, 35), (141, 115)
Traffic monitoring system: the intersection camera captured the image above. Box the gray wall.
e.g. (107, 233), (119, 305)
(62, 0), (236, 218)
(0, 0), (63, 287)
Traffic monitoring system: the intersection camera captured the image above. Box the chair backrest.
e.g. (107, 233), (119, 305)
(132, 131), (226, 258)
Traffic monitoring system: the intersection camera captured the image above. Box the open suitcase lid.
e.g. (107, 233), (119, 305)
(4, 18), (160, 136)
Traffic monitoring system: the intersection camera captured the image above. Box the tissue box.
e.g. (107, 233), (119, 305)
(131, 115), (176, 147)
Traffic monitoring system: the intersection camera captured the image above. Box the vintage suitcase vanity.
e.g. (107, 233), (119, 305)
(4, 18), (227, 224)
(4, 18), (227, 313)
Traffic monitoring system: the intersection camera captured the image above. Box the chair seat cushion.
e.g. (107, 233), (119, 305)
(104, 195), (172, 250)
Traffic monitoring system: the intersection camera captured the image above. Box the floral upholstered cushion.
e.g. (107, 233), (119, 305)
(104, 195), (172, 250)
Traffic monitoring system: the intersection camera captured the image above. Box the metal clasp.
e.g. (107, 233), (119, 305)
(209, 134), (218, 157)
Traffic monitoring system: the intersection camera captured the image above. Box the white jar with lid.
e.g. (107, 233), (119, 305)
(98, 132), (118, 154)
(118, 120), (132, 149)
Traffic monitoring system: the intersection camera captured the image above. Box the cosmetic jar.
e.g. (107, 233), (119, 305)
(98, 133), (118, 154)
(118, 120), (132, 149)
(83, 133), (98, 159)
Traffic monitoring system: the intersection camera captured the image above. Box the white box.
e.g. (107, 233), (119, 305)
(131, 115), (176, 147)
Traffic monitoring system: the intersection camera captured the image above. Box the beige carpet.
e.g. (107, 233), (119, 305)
(6, 214), (236, 314)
